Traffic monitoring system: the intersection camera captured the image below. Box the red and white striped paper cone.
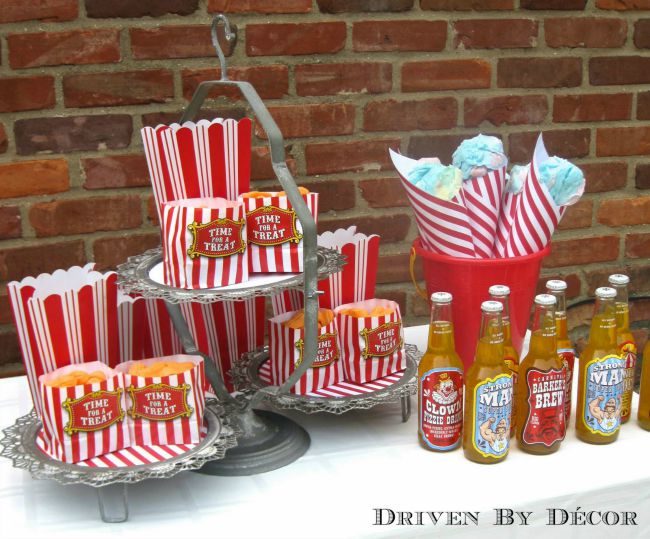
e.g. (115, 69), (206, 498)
(117, 292), (148, 365)
(269, 311), (343, 395)
(141, 118), (253, 223)
(461, 168), (506, 258)
(162, 198), (248, 289)
(116, 356), (205, 446)
(335, 299), (405, 384)
(39, 362), (129, 463)
(390, 149), (476, 258)
(493, 191), (520, 259)
(239, 192), (319, 273)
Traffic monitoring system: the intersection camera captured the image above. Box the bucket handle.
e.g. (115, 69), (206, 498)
(409, 246), (428, 300)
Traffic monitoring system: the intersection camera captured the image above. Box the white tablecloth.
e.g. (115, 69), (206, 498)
(1, 326), (648, 538)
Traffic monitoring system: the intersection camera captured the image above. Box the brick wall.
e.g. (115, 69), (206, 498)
(1, 0), (650, 374)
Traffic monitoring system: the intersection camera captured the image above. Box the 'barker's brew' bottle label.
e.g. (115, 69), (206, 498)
(472, 373), (513, 459)
(582, 354), (625, 436)
(522, 367), (566, 446)
(420, 368), (463, 451)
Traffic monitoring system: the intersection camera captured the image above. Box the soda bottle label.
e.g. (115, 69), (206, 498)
(619, 341), (637, 419)
(522, 367), (566, 447)
(472, 373), (513, 459)
(419, 368), (463, 451)
(582, 354), (626, 436)
(558, 348), (576, 425)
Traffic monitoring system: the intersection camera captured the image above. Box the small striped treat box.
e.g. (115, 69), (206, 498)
(115, 355), (206, 446)
(268, 311), (343, 395)
(38, 362), (130, 464)
(335, 299), (406, 385)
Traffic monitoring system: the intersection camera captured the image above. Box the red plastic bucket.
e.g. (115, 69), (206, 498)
(410, 237), (550, 370)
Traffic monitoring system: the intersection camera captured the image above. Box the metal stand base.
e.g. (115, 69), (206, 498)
(198, 409), (310, 476)
(97, 484), (128, 523)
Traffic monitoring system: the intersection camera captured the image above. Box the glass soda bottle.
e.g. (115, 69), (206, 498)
(546, 279), (576, 428)
(418, 292), (464, 451)
(638, 339), (650, 431)
(608, 274), (637, 424)
(516, 294), (566, 454)
(489, 285), (519, 438)
(576, 287), (626, 444)
(463, 301), (513, 464)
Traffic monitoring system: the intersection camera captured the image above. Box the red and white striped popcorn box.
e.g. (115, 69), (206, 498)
(271, 288), (304, 317)
(142, 298), (184, 359)
(390, 149), (476, 258)
(115, 355), (206, 446)
(38, 361), (130, 463)
(141, 118), (252, 223)
(269, 311), (343, 395)
(239, 191), (319, 273)
(162, 198), (248, 289)
(335, 299), (406, 384)
(117, 291), (149, 365)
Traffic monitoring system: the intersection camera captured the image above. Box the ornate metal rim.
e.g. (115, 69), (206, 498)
(232, 344), (419, 415)
(116, 247), (345, 303)
(0, 401), (238, 487)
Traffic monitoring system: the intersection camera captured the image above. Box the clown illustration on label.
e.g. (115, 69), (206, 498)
(473, 374), (513, 458)
(558, 348), (576, 426)
(583, 354), (625, 436)
(619, 341), (637, 420)
(523, 367), (566, 446)
(419, 368), (463, 451)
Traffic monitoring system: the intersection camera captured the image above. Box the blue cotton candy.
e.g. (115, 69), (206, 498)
(407, 162), (462, 201)
(537, 156), (585, 206)
(452, 134), (508, 180)
(506, 165), (528, 195)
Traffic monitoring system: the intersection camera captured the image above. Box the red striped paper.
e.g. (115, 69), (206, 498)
(493, 191), (519, 259)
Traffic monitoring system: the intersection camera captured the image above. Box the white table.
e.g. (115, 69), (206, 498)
(1, 326), (649, 539)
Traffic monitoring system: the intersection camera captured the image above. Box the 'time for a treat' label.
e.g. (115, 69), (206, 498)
(360, 321), (403, 359)
(522, 367), (566, 447)
(419, 368), (463, 451)
(472, 374), (513, 459)
(295, 333), (340, 368)
(63, 389), (125, 435)
(187, 218), (246, 258)
(128, 383), (193, 421)
(582, 354), (626, 436)
(247, 206), (302, 246)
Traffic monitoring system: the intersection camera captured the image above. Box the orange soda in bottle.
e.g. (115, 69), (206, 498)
(516, 294), (566, 454)
(418, 292), (464, 451)
(576, 287), (626, 444)
(608, 274), (637, 424)
(463, 301), (513, 464)
(546, 279), (576, 428)
(638, 339), (650, 431)
(489, 285), (519, 437)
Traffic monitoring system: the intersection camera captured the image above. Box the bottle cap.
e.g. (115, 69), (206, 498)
(535, 293), (557, 306)
(595, 286), (617, 299)
(430, 292), (452, 303)
(488, 284), (510, 296)
(608, 274), (629, 286)
(546, 279), (567, 291)
(481, 300), (503, 313)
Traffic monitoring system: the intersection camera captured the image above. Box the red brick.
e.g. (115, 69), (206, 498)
(15, 115), (132, 155)
(82, 155), (150, 190)
(305, 138), (400, 175)
(93, 234), (160, 270)
(0, 125), (7, 154)
(408, 134), (467, 162)
(318, 0), (413, 11)
(257, 103), (355, 139)
(182, 65), (289, 101)
(590, 56), (650, 85)
(63, 70), (174, 108)
(8, 29), (120, 69)
(0, 332), (21, 369)
(353, 20), (446, 52)
(626, 232), (650, 258)
(558, 199), (593, 230)
(0, 240), (86, 282)
(597, 196), (650, 226)
(147, 195), (159, 227)
(636, 163), (650, 189)
(508, 129), (590, 163)
(597, 126), (650, 157)
(597, 0), (650, 9)
(250, 146), (297, 181)
(454, 19), (537, 49)
(581, 162), (628, 193)
(545, 18), (627, 49)
(360, 178), (409, 208)
(209, 0), (312, 12)
(142, 108), (246, 127)
(377, 252), (420, 284)
(522, 0), (586, 7)
(296, 63), (392, 96)
(421, 0), (513, 8)
(537, 273), (581, 299)
(376, 289), (407, 317)
(0, 76), (55, 113)
(402, 60), (491, 92)
(301, 180), (356, 213)
(246, 22), (346, 56)
(318, 214), (411, 244)
(364, 98), (457, 132)
(130, 26), (235, 60)
(0, 292), (12, 325)
(29, 196), (143, 238)
(464, 95), (547, 127)
(635, 20), (650, 48)
(498, 57), (581, 88)
(85, 0), (198, 18)
(0, 0), (77, 23)
(0, 160), (69, 200)
(0, 207), (21, 240)
(638, 91), (650, 119)
(543, 235), (619, 268)
(584, 266), (650, 296)
(553, 93), (632, 123)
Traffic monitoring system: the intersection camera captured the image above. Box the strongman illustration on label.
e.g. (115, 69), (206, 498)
(588, 396), (621, 432)
(479, 417), (509, 453)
